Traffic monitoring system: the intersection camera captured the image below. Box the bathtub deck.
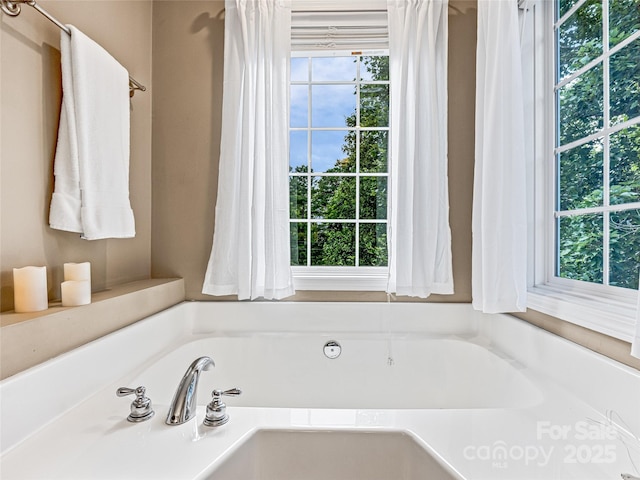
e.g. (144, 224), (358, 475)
(1, 302), (639, 480)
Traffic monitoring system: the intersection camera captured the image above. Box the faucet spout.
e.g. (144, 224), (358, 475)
(166, 356), (214, 425)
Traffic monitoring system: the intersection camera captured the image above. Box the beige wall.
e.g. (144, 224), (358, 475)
(151, 0), (477, 303)
(151, 0), (225, 297)
(0, 0), (153, 311)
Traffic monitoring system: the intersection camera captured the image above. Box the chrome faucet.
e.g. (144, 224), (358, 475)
(166, 356), (214, 425)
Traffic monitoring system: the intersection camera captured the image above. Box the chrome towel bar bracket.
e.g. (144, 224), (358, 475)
(1, 0), (146, 96)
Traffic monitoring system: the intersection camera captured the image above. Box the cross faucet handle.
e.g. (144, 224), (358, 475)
(212, 388), (242, 398)
(116, 386), (155, 423)
(204, 387), (242, 427)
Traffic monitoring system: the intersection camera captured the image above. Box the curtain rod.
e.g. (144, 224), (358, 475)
(1, 0), (146, 96)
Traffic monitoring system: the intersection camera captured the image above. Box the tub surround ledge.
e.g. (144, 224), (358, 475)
(0, 278), (185, 380)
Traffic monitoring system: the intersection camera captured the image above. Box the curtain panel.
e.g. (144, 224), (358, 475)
(386, 0), (454, 298)
(202, 0), (295, 300)
(472, 0), (527, 313)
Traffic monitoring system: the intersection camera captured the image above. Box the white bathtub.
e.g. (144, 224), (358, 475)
(1, 302), (639, 480)
(134, 335), (542, 409)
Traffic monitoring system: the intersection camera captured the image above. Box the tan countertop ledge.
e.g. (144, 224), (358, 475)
(0, 278), (185, 380)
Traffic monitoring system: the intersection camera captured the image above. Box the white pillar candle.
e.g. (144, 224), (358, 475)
(61, 280), (91, 307)
(13, 266), (48, 313)
(63, 262), (91, 282)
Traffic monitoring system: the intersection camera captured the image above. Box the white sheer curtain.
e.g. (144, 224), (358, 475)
(386, 0), (454, 298)
(202, 0), (294, 300)
(632, 273), (640, 358)
(472, 0), (527, 313)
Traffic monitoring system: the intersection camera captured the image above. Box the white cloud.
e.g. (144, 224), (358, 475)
(312, 84), (356, 127)
(311, 56), (357, 82)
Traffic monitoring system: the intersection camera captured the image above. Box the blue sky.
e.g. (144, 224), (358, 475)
(290, 56), (359, 172)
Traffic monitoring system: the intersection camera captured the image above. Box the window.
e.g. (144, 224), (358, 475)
(287, 4), (391, 290)
(289, 53), (390, 271)
(529, 0), (640, 339)
(554, 0), (640, 290)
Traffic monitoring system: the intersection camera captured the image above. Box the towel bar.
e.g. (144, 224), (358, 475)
(1, 0), (146, 96)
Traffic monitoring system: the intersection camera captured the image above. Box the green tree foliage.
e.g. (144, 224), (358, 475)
(557, 1), (640, 289)
(290, 165), (308, 266)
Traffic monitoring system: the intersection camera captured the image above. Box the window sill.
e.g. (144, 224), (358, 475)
(527, 283), (637, 342)
(292, 266), (388, 291)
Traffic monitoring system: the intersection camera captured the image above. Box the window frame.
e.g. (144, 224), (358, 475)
(529, 0), (639, 342)
(289, 49), (390, 291)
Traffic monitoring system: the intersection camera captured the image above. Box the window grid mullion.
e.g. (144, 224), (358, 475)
(555, 202), (640, 218)
(553, 3), (562, 279)
(554, 30), (640, 91)
(292, 81), (389, 86)
(602, 0), (611, 286)
(290, 218), (387, 223)
(290, 172), (387, 177)
(554, 0), (588, 29)
(554, 54), (602, 91)
(355, 56), (361, 267)
(554, 115), (640, 154)
(306, 57), (313, 266)
(291, 127), (390, 130)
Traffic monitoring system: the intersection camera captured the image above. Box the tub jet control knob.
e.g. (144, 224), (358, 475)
(116, 386), (155, 423)
(324, 340), (341, 359)
(204, 388), (242, 427)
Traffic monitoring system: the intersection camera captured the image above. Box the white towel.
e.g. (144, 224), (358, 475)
(49, 25), (135, 240)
